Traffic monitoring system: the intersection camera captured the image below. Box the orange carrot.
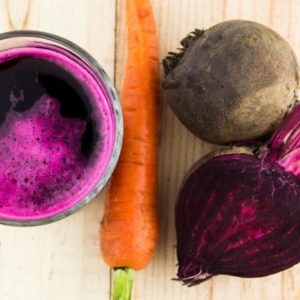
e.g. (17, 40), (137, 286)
(100, 0), (159, 298)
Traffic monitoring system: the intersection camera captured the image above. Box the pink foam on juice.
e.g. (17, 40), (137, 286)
(0, 46), (116, 220)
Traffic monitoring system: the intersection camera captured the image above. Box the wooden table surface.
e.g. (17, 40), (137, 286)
(0, 0), (300, 299)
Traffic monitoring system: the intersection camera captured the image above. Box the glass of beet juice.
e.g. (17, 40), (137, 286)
(0, 31), (123, 226)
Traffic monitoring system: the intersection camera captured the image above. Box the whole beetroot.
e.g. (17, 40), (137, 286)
(163, 20), (300, 144)
(176, 105), (300, 284)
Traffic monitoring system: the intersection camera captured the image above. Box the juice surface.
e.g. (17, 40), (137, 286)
(0, 45), (115, 220)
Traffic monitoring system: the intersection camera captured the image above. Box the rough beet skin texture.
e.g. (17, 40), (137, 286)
(163, 20), (299, 144)
(176, 105), (300, 285)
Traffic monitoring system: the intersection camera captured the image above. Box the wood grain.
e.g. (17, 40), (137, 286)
(0, 1), (115, 300)
(1, 0), (300, 299)
(115, 0), (300, 300)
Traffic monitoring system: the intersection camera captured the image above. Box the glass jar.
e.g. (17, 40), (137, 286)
(0, 31), (123, 226)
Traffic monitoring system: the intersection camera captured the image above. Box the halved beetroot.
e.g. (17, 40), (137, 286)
(176, 105), (300, 284)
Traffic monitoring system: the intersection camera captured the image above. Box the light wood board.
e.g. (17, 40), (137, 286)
(1, 0), (300, 299)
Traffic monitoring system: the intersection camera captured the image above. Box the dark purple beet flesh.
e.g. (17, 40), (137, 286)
(176, 104), (300, 284)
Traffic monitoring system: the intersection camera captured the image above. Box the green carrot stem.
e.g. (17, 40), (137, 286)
(112, 268), (135, 300)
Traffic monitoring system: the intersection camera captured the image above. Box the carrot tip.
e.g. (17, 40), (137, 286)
(112, 267), (135, 300)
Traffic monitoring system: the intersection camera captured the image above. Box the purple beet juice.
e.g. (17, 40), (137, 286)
(0, 34), (122, 225)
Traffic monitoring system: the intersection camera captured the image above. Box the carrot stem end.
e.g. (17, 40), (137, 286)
(112, 268), (135, 300)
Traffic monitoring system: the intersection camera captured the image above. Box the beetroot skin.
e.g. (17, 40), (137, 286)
(163, 20), (299, 144)
(176, 105), (300, 284)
